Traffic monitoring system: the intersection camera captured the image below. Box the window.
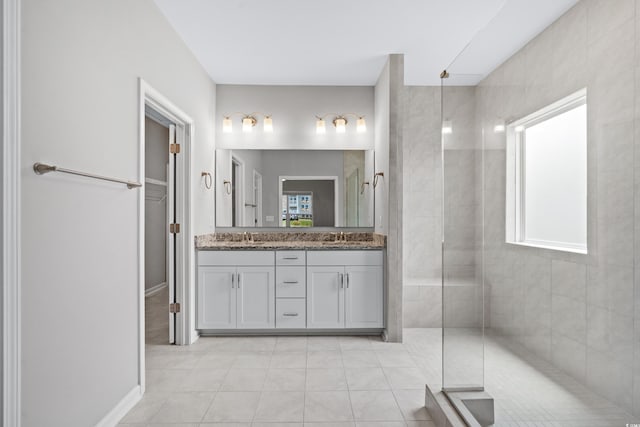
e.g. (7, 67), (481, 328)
(506, 89), (587, 254)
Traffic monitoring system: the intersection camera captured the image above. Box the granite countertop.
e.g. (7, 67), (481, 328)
(195, 232), (386, 250)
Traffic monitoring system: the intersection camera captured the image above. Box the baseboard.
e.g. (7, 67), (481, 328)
(95, 385), (142, 427)
(145, 281), (167, 297)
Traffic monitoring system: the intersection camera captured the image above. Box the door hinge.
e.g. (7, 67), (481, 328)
(169, 302), (181, 313)
(169, 223), (181, 234)
(170, 143), (181, 154)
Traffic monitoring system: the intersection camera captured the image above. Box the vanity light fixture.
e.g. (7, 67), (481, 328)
(222, 112), (273, 134)
(357, 117), (367, 133)
(442, 120), (453, 134)
(315, 113), (367, 135)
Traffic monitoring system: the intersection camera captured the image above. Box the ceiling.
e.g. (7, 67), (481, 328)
(154, 0), (579, 86)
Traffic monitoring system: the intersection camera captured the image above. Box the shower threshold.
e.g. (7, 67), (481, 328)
(425, 384), (495, 427)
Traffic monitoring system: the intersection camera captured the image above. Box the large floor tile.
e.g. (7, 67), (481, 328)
(264, 368), (306, 391)
(375, 350), (417, 368)
(220, 368), (268, 391)
(304, 391), (354, 422)
(342, 351), (381, 368)
(179, 368), (229, 391)
(119, 391), (169, 423)
(307, 350), (343, 368)
(306, 368), (348, 390)
(349, 391), (404, 421)
(307, 336), (341, 351)
(149, 391), (215, 423)
(345, 368), (390, 390)
(253, 391), (305, 422)
(270, 351), (308, 369)
(275, 336), (308, 352)
(392, 389), (431, 421)
(382, 368), (428, 390)
(202, 391), (261, 422)
(233, 352), (272, 368)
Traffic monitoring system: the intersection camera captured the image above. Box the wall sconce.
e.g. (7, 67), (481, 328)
(315, 113), (367, 135)
(442, 120), (453, 134)
(222, 112), (273, 134)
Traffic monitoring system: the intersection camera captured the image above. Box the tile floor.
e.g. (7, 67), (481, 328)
(122, 290), (637, 426)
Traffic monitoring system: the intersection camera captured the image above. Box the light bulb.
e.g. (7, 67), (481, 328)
(263, 116), (273, 133)
(442, 120), (453, 134)
(356, 117), (366, 133)
(242, 116), (254, 133)
(494, 121), (505, 133)
(223, 117), (232, 133)
(316, 118), (326, 134)
(515, 125), (525, 133)
(335, 117), (346, 134)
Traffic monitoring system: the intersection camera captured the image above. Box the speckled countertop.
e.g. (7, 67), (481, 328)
(195, 232), (386, 250)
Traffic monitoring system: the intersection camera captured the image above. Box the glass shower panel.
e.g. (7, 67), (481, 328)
(441, 72), (485, 391)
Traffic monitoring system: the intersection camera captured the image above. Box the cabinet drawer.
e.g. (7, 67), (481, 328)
(198, 250), (274, 266)
(276, 299), (306, 328)
(276, 266), (306, 298)
(307, 250), (383, 266)
(276, 251), (306, 266)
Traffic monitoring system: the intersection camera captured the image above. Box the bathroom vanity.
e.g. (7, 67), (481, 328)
(195, 233), (385, 334)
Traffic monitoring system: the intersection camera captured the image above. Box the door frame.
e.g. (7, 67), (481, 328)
(138, 79), (195, 391)
(3, 0), (21, 424)
(253, 170), (263, 227)
(231, 155), (245, 227)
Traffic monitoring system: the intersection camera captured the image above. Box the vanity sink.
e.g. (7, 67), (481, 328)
(195, 232), (386, 250)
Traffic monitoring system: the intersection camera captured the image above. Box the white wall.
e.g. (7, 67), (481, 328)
(216, 85), (374, 150)
(21, 0), (216, 425)
(374, 62), (390, 234)
(374, 55), (405, 342)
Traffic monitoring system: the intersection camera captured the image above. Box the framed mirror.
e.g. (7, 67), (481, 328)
(215, 149), (374, 228)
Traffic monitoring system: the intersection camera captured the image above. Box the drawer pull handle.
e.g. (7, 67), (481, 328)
(282, 312), (299, 317)
(282, 256), (299, 260)
(283, 280), (299, 284)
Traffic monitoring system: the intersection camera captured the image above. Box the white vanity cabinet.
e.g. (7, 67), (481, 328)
(197, 249), (383, 332)
(197, 251), (275, 329)
(307, 251), (384, 329)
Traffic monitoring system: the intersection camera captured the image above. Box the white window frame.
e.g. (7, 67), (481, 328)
(505, 88), (588, 254)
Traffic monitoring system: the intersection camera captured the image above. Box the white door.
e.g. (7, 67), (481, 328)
(345, 266), (384, 328)
(197, 267), (237, 329)
(307, 266), (344, 329)
(236, 266), (275, 329)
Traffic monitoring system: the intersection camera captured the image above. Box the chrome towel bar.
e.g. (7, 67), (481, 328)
(33, 162), (142, 189)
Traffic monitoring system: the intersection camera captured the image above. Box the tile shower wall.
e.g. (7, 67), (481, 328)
(475, 0), (640, 416)
(402, 86), (483, 328)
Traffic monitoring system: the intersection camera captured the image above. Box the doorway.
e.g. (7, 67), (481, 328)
(138, 79), (195, 393)
(143, 115), (173, 345)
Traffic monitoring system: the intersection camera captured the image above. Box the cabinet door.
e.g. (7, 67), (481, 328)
(345, 266), (383, 328)
(307, 266), (344, 329)
(197, 267), (236, 329)
(236, 266), (275, 329)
